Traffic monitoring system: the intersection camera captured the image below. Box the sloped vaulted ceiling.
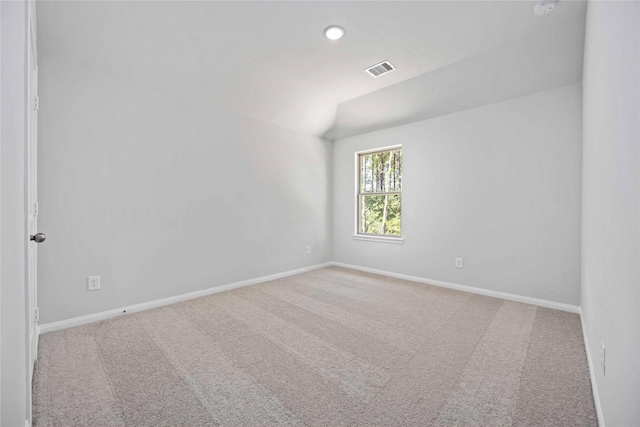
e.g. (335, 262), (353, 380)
(37, 1), (586, 138)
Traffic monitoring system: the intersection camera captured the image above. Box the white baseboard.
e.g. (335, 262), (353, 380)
(39, 262), (332, 334)
(330, 262), (580, 313)
(40, 260), (580, 329)
(580, 309), (605, 426)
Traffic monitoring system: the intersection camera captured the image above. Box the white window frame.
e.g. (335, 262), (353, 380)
(353, 145), (404, 244)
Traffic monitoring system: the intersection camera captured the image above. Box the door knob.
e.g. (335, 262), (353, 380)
(30, 233), (46, 243)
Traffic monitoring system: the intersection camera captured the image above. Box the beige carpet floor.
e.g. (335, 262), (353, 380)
(33, 267), (597, 427)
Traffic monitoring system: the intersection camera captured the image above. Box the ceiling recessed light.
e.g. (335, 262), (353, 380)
(324, 25), (344, 40)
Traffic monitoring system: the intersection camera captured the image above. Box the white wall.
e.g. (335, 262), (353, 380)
(333, 84), (582, 306)
(582, 1), (640, 426)
(37, 54), (332, 325)
(1, 1), (29, 425)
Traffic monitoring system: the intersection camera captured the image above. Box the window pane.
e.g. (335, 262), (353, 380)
(360, 150), (402, 193)
(361, 154), (372, 193)
(374, 152), (386, 192)
(359, 194), (401, 235)
(390, 150), (401, 192)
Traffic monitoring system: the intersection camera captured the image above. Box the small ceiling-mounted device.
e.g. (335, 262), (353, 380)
(324, 25), (345, 40)
(534, 1), (558, 16)
(365, 60), (396, 78)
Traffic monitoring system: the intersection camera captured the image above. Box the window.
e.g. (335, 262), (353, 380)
(357, 146), (402, 238)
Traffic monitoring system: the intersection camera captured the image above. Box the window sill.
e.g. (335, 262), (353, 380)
(352, 234), (404, 244)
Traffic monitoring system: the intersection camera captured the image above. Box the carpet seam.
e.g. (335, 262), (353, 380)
(91, 323), (128, 427)
(369, 289), (474, 399)
(266, 284), (419, 352)
(294, 271), (467, 323)
(510, 305), (539, 424)
(358, 293), (494, 424)
(270, 281), (424, 352)
(237, 285), (411, 370)
(435, 302), (538, 425)
(174, 301), (312, 427)
(431, 296), (504, 423)
(211, 294), (388, 400)
(308, 271), (469, 320)
(298, 276), (454, 338)
(137, 311), (224, 427)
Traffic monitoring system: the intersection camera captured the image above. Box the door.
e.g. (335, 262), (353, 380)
(26, 0), (41, 415)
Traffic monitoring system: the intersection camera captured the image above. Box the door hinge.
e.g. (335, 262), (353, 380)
(33, 201), (39, 217)
(34, 307), (39, 323)
(34, 95), (39, 111)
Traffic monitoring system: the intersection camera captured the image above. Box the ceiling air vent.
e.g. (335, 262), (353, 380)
(365, 60), (396, 78)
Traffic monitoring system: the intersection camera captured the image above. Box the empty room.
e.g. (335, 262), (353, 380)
(1, 0), (638, 426)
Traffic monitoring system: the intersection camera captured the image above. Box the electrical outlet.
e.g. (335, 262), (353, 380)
(306, 246), (311, 255)
(601, 342), (606, 375)
(455, 258), (463, 269)
(88, 276), (101, 291)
